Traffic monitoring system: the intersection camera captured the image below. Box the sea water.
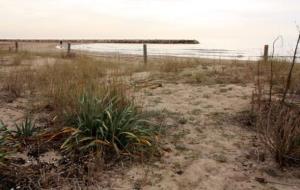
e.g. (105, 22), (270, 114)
(72, 43), (298, 61)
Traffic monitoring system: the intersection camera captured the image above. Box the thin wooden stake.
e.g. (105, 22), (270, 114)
(67, 43), (71, 54)
(263, 45), (269, 62)
(15, 41), (19, 52)
(143, 44), (147, 65)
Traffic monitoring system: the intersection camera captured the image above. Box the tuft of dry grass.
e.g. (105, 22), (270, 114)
(158, 58), (199, 73)
(0, 66), (34, 99)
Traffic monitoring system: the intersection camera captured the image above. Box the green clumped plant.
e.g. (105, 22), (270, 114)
(13, 117), (37, 139)
(61, 93), (159, 157)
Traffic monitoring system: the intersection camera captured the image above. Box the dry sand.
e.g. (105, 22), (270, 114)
(103, 71), (300, 190)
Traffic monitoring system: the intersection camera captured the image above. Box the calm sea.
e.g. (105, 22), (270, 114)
(72, 43), (299, 61)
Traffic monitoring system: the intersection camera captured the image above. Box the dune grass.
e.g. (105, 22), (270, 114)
(0, 50), (162, 158)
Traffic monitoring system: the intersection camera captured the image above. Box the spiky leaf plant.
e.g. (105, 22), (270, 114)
(13, 117), (37, 139)
(61, 93), (158, 157)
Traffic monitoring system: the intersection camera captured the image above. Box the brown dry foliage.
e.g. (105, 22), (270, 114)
(256, 103), (300, 166)
(253, 56), (300, 166)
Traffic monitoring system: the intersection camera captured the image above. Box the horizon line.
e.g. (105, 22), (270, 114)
(0, 39), (200, 44)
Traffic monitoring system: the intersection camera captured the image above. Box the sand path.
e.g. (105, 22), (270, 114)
(111, 79), (300, 190)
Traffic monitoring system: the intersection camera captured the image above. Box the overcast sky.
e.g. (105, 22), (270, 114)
(0, 0), (299, 49)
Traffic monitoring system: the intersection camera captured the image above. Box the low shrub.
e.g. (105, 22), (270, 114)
(256, 102), (300, 166)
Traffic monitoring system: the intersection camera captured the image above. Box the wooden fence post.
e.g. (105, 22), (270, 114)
(264, 45), (269, 62)
(15, 41), (19, 52)
(67, 43), (71, 54)
(143, 44), (147, 65)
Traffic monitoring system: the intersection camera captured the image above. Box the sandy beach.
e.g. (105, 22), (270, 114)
(1, 0), (300, 189)
(1, 42), (300, 189)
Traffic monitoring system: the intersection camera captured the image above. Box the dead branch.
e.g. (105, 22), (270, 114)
(269, 36), (283, 104)
(281, 33), (300, 104)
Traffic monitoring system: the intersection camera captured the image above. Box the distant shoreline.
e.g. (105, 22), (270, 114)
(0, 39), (199, 44)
